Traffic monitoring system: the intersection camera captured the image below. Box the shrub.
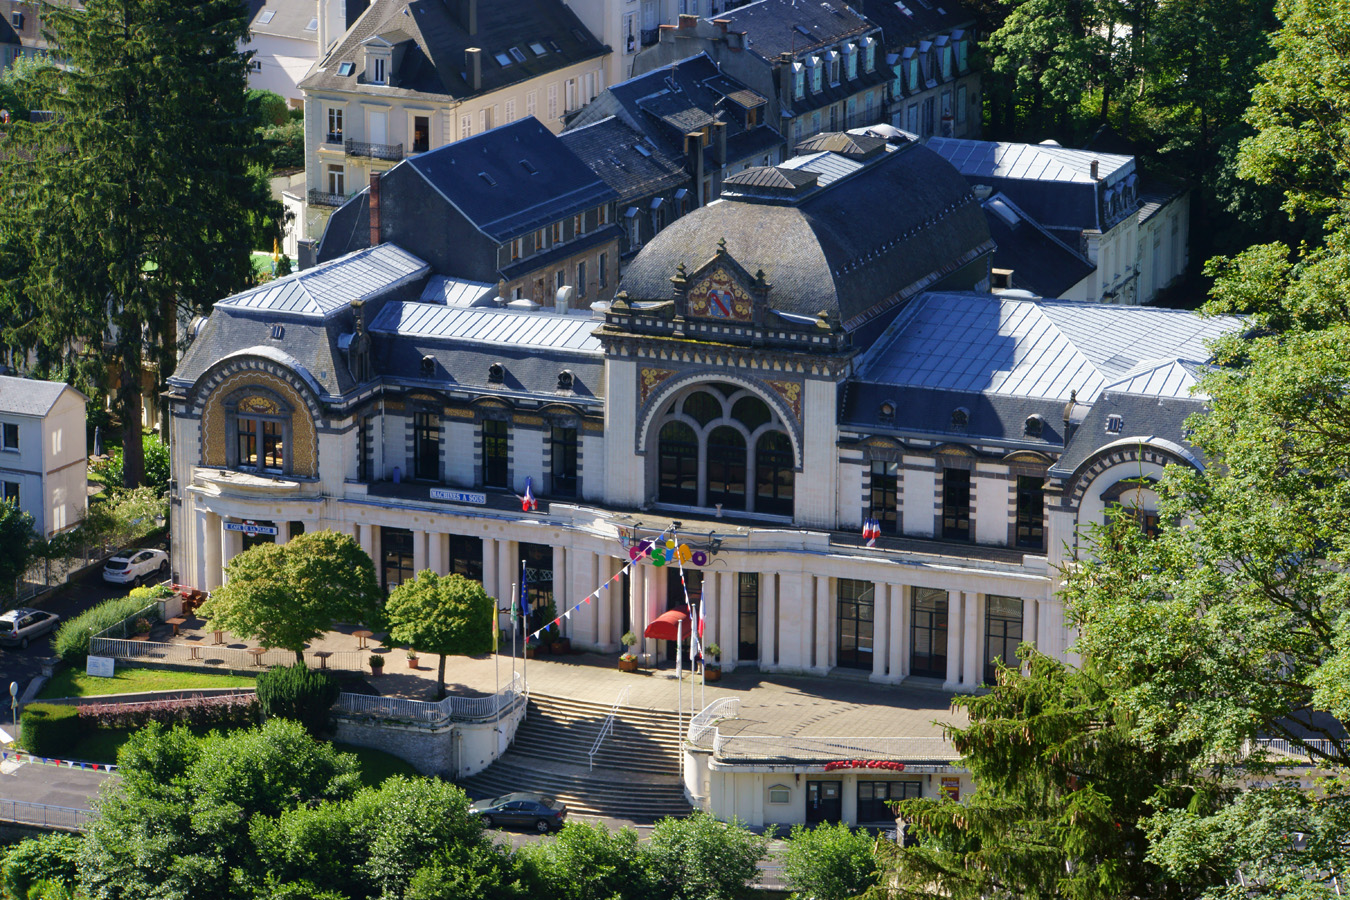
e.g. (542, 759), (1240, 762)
(52, 595), (156, 662)
(91, 433), (170, 491)
(0, 833), (81, 900)
(77, 694), (258, 731)
(20, 703), (83, 756)
(128, 583), (172, 603)
(782, 821), (880, 900)
(256, 664), (340, 735)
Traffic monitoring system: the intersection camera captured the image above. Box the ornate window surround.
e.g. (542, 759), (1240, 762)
(223, 387), (293, 475)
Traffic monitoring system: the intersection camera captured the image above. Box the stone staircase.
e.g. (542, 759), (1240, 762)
(457, 693), (694, 822)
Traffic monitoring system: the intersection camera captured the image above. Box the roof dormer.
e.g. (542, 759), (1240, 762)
(362, 34), (394, 85)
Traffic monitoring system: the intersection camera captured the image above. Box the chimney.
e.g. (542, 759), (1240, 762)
(368, 171), (381, 247)
(679, 13), (698, 28)
(712, 120), (727, 168)
(297, 238), (317, 271)
(713, 17), (730, 33)
(686, 132), (705, 208)
(466, 47), (482, 92)
(459, 0), (478, 35)
(778, 53), (794, 107)
(1090, 159), (1099, 180)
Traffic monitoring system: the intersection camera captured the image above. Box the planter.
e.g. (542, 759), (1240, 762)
(129, 633), (150, 642)
(553, 637), (572, 655)
(407, 656), (419, 669)
(618, 656), (638, 672)
(370, 665), (384, 677)
(525, 646), (538, 660)
(704, 664), (722, 682)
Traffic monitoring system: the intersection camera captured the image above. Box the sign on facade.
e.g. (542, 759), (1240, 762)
(429, 489), (487, 505)
(940, 776), (961, 801)
(86, 656), (115, 678)
(224, 522), (278, 535)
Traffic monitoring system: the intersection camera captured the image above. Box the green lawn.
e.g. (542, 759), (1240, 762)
(39, 667), (255, 699)
(337, 743), (421, 788)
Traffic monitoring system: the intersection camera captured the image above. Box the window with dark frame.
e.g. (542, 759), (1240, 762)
(482, 419), (508, 488)
(380, 527), (414, 589)
(857, 781), (921, 823)
(550, 426), (578, 497)
(413, 412), (439, 481)
(2, 481), (17, 505)
(657, 421), (698, 505)
(941, 468), (970, 541)
(1, 422), (16, 450)
(448, 533), (484, 581)
(237, 418), (284, 472)
(755, 431), (794, 517)
(836, 578), (874, 670)
(738, 573), (759, 661)
(1015, 475), (1045, 549)
(984, 595), (1024, 684)
(412, 115), (430, 153)
(869, 460), (897, 533)
(910, 587), (948, 678)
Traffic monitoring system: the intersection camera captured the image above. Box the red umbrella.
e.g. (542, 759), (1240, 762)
(644, 609), (691, 642)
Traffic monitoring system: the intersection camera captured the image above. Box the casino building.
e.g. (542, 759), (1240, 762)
(166, 125), (1234, 694)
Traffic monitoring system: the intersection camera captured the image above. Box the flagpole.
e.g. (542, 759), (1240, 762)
(521, 559), (529, 704)
(493, 595), (500, 732)
(676, 616), (683, 778)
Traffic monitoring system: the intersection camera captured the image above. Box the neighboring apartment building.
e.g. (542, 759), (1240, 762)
(633, 1), (888, 146)
(852, 0), (980, 139)
(0, 0), (76, 68)
(299, 0), (609, 240)
(165, 130), (1236, 826)
(0, 375), (87, 539)
(318, 117), (622, 307)
(245, 0), (370, 107)
(563, 53), (786, 259)
(929, 136), (1188, 304)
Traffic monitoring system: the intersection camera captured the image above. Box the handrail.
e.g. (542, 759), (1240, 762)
(334, 672), (524, 728)
(588, 686), (630, 771)
(0, 799), (91, 832)
(1251, 738), (1344, 761)
(688, 697), (740, 745)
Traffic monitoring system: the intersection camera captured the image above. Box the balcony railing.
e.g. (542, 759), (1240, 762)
(324, 131), (343, 144)
(345, 138), (404, 161)
(308, 189), (349, 207)
(640, 28), (660, 46)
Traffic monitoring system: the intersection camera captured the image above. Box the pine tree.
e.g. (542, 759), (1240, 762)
(6, 0), (274, 485)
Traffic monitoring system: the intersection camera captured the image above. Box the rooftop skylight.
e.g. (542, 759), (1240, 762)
(257, 9), (275, 25)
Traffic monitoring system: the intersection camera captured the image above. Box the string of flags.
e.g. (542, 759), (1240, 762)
(523, 525), (676, 642)
(0, 749), (116, 772)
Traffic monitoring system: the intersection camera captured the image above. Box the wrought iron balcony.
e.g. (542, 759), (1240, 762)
(345, 139), (404, 161)
(324, 131), (343, 144)
(307, 189), (348, 208)
(640, 28), (660, 46)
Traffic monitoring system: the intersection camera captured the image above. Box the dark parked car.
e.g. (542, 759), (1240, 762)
(0, 608), (61, 649)
(468, 792), (568, 833)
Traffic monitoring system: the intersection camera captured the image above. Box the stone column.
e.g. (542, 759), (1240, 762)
(943, 591), (962, 691)
(718, 570), (737, 669)
(813, 575), (831, 673)
(553, 546), (567, 636)
(482, 537), (499, 601)
(870, 582), (889, 682)
(202, 511), (222, 590)
(498, 540), (515, 609)
(596, 556), (616, 649)
(358, 523), (377, 569)
(1024, 595), (1038, 662)
(890, 585), (907, 681)
(413, 530), (428, 575)
(961, 591), (983, 690)
(642, 564), (662, 656)
(220, 521), (243, 582)
(700, 566), (718, 650)
(427, 531), (444, 575)
(276, 521), (291, 544)
(761, 572), (777, 669)
(631, 561), (648, 655)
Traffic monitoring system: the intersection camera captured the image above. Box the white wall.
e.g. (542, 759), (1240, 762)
(900, 456), (935, 537)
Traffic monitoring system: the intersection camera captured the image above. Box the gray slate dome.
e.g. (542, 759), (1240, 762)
(618, 139), (993, 334)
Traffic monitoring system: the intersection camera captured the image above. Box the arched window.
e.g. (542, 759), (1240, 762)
(732, 396), (771, 431)
(658, 422), (698, 505)
(706, 426), (747, 510)
(755, 431), (794, 516)
(683, 391), (720, 426)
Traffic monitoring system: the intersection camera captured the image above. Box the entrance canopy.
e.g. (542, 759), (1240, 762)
(644, 609), (691, 642)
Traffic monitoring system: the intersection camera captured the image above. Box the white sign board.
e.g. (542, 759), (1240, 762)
(429, 488), (487, 505)
(86, 656), (116, 678)
(224, 522), (278, 535)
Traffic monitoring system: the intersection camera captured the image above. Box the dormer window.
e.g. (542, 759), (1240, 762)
(1024, 415), (1044, 438)
(879, 401), (895, 423)
(488, 363), (505, 384)
(421, 355), (435, 377)
(365, 42), (392, 85)
(953, 30), (969, 73)
(845, 43), (858, 80)
(864, 36), (877, 72)
(810, 57), (823, 93)
(828, 49), (841, 85)
(951, 407), (969, 431)
(373, 57), (386, 83)
(794, 64), (805, 100)
(1105, 414), (1124, 434)
(903, 50), (918, 93)
(557, 370), (574, 392)
(936, 36), (952, 80)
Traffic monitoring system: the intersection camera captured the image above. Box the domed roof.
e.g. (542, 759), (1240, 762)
(618, 139), (993, 334)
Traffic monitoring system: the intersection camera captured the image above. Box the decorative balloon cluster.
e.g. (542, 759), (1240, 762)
(628, 537), (708, 567)
(822, 759), (907, 772)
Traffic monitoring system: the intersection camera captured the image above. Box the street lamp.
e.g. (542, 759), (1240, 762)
(9, 681), (17, 731)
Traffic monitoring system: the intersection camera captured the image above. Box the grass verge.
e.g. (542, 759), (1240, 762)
(336, 743), (421, 788)
(38, 668), (255, 699)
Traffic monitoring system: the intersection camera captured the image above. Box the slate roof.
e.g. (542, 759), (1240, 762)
(299, 0), (605, 101)
(1053, 390), (1206, 478)
(856, 292), (1239, 405)
(0, 376), (82, 417)
(216, 244), (429, 318)
(982, 193), (1095, 298)
(852, 0), (975, 49)
(840, 381), (1066, 447)
(402, 117), (617, 243)
(370, 301), (602, 353)
(558, 116), (688, 203)
(619, 140), (992, 333)
(1138, 178), (1185, 226)
(720, 0), (874, 59)
(246, 0), (319, 41)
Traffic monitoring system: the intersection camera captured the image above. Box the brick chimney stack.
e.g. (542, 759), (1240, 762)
(369, 172), (381, 247)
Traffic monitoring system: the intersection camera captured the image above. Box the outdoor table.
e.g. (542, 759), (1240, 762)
(353, 630), (373, 650)
(212, 629), (224, 645)
(166, 616), (186, 637)
(189, 645), (201, 660)
(313, 651), (333, 669)
(248, 647), (267, 666)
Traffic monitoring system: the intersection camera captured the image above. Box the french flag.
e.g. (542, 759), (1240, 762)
(522, 476), (537, 512)
(863, 517), (879, 547)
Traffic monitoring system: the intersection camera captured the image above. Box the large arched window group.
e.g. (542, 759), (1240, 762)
(655, 383), (795, 517)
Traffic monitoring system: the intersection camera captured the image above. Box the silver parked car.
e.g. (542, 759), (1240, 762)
(0, 608), (61, 649)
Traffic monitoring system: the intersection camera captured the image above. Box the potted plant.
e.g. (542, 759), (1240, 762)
(369, 653), (385, 676)
(704, 643), (722, 682)
(618, 631), (639, 672)
(130, 617), (152, 641)
(406, 647), (419, 669)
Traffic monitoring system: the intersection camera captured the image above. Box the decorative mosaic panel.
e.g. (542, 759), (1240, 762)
(686, 267), (753, 322)
(767, 380), (803, 421)
(640, 367), (676, 403)
(201, 370), (317, 477)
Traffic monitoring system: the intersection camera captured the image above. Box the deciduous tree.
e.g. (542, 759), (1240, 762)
(200, 530), (381, 663)
(0, 497), (38, 599)
(384, 571), (494, 700)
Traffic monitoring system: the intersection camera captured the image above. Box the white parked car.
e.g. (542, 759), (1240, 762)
(102, 548), (169, 587)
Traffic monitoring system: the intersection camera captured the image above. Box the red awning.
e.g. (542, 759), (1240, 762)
(644, 609), (691, 642)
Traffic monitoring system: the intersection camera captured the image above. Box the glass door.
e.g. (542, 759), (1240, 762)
(836, 579), (874, 670)
(910, 587), (948, 678)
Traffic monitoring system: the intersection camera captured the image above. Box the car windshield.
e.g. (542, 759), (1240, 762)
(0, 622), (13, 633)
(106, 560), (128, 570)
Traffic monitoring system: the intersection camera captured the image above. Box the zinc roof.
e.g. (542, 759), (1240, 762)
(419, 275), (498, 307)
(927, 137), (1133, 184)
(216, 244), (429, 318)
(369, 301), (603, 354)
(858, 293), (1238, 403)
(1100, 359), (1207, 398)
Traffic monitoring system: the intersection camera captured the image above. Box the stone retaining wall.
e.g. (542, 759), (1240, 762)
(334, 698), (525, 779)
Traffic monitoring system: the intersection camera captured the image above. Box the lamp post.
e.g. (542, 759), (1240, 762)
(9, 681), (17, 732)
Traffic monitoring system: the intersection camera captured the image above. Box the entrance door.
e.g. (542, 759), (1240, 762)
(738, 573), (759, 661)
(665, 567), (701, 661)
(910, 587), (948, 678)
(806, 781), (842, 824)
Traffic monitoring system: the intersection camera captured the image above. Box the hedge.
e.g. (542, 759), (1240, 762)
(77, 694), (258, 731)
(20, 703), (83, 756)
(52, 595), (158, 663)
(256, 664), (340, 735)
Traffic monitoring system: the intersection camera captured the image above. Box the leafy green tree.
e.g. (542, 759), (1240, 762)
(93, 433), (170, 491)
(385, 571), (494, 700)
(1, 832), (81, 900)
(643, 811), (766, 900)
(0, 53), (56, 123)
(782, 821), (879, 900)
(0, 497), (38, 599)
(518, 820), (650, 900)
(199, 530), (381, 663)
(1, 0), (274, 487)
(248, 88), (290, 128)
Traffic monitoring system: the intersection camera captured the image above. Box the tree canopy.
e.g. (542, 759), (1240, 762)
(200, 530), (382, 663)
(0, 498), (38, 599)
(385, 571), (494, 699)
